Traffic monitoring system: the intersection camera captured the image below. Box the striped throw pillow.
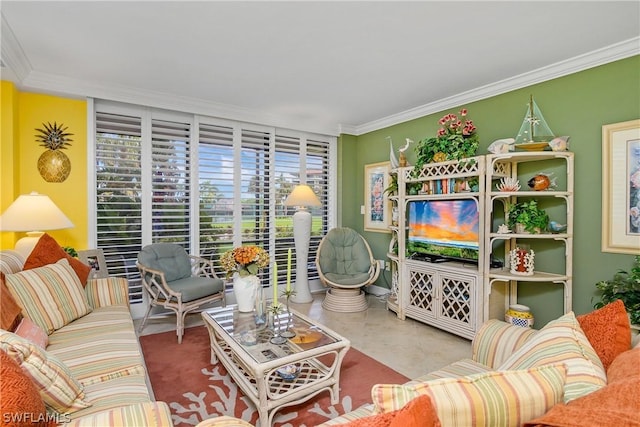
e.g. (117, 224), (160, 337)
(5, 258), (92, 334)
(372, 363), (567, 427)
(498, 311), (607, 403)
(0, 330), (90, 414)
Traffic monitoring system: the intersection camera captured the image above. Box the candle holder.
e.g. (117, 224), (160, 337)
(254, 284), (267, 327)
(268, 303), (287, 345)
(509, 245), (535, 276)
(280, 289), (297, 339)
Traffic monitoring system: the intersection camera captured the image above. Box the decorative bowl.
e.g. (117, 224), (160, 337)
(276, 364), (300, 381)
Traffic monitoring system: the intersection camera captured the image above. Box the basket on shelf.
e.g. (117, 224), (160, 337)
(505, 304), (534, 328)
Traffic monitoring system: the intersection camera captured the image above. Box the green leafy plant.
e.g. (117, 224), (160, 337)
(507, 200), (549, 233)
(415, 109), (479, 170)
(62, 246), (77, 257)
(594, 256), (640, 325)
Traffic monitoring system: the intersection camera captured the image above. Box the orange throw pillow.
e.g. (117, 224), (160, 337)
(0, 349), (49, 427)
(1, 273), (23, 331)
(342, 395), (441, 427)
(576, 299), (631, 370)
(606, 348), (640, 384)
(23, 233), (92, 286)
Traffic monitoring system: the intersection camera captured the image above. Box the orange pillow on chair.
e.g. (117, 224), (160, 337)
(576, 299), (631, 370)
(23, 233), (92, 286)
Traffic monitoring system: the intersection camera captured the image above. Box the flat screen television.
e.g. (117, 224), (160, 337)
(407, 198), (480, 264)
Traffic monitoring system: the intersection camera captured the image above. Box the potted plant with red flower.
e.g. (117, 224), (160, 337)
(415, 108), (479, 168)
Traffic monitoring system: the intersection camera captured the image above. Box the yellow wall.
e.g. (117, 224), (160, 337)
(1, 82), (88, 250)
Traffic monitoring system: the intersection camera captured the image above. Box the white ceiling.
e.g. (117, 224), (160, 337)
(1, 1), (639, 136)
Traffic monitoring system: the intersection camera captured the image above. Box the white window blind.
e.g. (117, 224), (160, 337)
(93, 101), (335, 304)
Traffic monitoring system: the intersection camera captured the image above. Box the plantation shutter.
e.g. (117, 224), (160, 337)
(95, 112), (144, 304)
(150, 118), (192, 249)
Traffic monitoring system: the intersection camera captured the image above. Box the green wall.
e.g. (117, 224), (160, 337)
(340, 55), (640, 327)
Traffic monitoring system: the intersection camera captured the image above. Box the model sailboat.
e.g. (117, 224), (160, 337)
(515, 95), (555, 150)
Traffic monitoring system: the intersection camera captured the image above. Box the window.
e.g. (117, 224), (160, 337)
(91, 101), (335, 307)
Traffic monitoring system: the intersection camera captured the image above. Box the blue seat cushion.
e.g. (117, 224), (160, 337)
(166, 276), (224, 302)
(138, 243), (192, 282)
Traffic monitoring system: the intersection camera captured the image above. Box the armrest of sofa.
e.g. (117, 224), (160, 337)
(63, 402), (173, 426)
(85, 277), (130, 309)
(472, 319), (538, 369)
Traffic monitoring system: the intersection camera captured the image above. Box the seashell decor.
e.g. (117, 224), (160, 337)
(497, 177), (520, 192)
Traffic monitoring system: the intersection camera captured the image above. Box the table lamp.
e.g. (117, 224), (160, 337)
(284, 184), (321, 303)
(0, 192), (74, 257)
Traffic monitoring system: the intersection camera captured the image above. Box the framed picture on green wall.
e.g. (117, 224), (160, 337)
(602, 119), (640, 254)
(364, 161), (391, 233)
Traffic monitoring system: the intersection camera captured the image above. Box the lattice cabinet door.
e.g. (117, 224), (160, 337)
(407, 268), (437, 319)
(439, 274), (474, 327)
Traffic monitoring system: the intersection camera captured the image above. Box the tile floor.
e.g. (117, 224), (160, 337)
(135, 292), (472, 379)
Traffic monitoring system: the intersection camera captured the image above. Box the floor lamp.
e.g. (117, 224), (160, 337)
(0, 192), (74, 258)
(284, 184), (321, 303)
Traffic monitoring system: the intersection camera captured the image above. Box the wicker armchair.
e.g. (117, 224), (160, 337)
(315, 227), (380, 312)
(137, 243), (225, 343)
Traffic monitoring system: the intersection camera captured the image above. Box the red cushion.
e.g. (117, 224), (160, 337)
(0, 349), (49, 427)
(1, 273), (23, 331)
(23, 233), (92, 286)
(576, 299), (631, 370)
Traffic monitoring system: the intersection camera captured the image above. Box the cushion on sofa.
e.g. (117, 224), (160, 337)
(64, 402), (174, 427)
(46, 305), (145, 382)
(5, 259), (92, 334)
(576, 299), (631, 371)
(0, 330), (90, 414)
(606, 347), (640, 384)
(1, 273), (23, 331)
(497, 311), (606, 403)
(339, 395), (441, 427)
(523, 377), (640, 427)
(0, 349), (49, 427)
(471, 319), (538, 368)
(23, 233), (92, 286)
(371, 363), (567, 427)
(15, 318), (48, 349)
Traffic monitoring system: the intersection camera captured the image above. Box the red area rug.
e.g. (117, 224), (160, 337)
(140, 326), (408, 426)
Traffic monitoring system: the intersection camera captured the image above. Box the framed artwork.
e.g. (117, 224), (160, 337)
(78, 249), (109, 279)
(602, 119), (640, 254)
(364, 161), (391, 233)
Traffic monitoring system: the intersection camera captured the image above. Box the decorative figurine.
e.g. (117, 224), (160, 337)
(509, 246), (535, 276)
(497, 224), (512, 234)
(488, 138), (515, 154)
(548, 136), (570, 151)
(398, 138), (413, 167)
(387, 136), (399, 169)
(548, 221), (567, 233)
(496, 177), (521, 192)
(527, 173), (556, 191)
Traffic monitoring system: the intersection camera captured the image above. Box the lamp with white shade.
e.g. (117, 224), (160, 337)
(284, 184), (321, 303)
(0, 192), (74, 257)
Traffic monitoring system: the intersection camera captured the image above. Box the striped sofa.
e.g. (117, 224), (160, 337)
(1, 250), (173, 426)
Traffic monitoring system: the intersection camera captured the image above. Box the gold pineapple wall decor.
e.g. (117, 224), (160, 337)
(35, 122), (73, 182)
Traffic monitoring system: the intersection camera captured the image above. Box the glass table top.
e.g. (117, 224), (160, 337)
(203, 305), (341, 364)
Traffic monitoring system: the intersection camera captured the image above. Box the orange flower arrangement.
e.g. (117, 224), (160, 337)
(220, 245), (269, 278)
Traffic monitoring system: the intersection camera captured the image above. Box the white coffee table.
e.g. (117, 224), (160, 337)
(202, 305), (351, 426)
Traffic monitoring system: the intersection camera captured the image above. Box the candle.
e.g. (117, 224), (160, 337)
(286, 248), (292, 292)
(273, 262), (278, 303)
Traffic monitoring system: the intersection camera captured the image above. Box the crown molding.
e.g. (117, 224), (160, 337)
(1, 13), (31, 81)
(350, 37), (640, 136)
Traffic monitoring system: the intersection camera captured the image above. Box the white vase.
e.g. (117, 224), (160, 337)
(233, 274), (260, 313)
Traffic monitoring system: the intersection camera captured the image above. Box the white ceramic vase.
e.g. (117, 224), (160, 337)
(233, 274), (260, 313)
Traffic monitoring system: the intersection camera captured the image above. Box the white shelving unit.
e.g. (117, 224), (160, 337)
(387, 156), (487, 339)
(386, 151), (573, 339)
(484, 151), (574, 316)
